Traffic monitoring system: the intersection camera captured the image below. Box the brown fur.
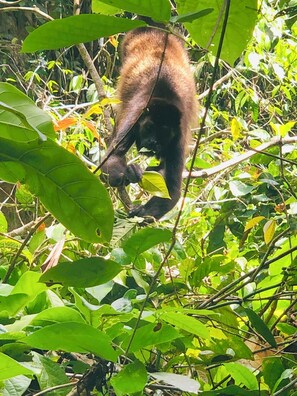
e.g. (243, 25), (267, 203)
(101, 27), (197, 220)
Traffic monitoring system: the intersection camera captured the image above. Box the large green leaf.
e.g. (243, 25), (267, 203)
(96, 0), (171, 22)
(122, 228), (172, 258)
(110, 360), (147, 394)
(224, 362), (258, 390)
(23, 322), (118, 362)
(40, 257), (121, 287)
(176, 0), (257, 65)
(122, 323), (180, 353)
(0, 353), (33, 381)
(0, 82), (55, 139)
(0, 136), (113, 242)
(161, 312), (210, 339)
(22, 15), (145, 52)
(30, 307), (86, 326)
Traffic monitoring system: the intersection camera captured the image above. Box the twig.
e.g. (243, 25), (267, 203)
(33, 381), (78, 396)
(197, 69), (234, 100)
(0, 5), (53, 21)
(3, 214), (50, 283)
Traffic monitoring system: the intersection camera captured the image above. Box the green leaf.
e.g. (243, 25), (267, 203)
(0, 353), (33, 381)
(92, 0), (122, 15)
(0, 211), (8, 233)
(3, 375), (31, 396)
(244, 308), (277, 348)
(22, 15), (146, 52)
(262, 357), (285, 392)
(151, 372), (200, 393)
(110, 360), (147, 394)
(0, 294), (29, 317)
(0, 136), (113, 242)
(40, 257), (121, 287)
(171, 8), (213, 23)
(11, 271), (46, 298)
(176, 0), (257, 65)
(31, 307), (86, 326)
(0, 82), (55, 139)
(96, 0), (171, 22)
(140, 171), (170, 199)
(161, 312), (210, 339)
(123, 323), (180, 353)
(123, 228), (172, 258)
(32, 352), (69, 395)
(223, 362), (258, 390)
(23, 322), (118, 362)
(229, 180), (254, 197)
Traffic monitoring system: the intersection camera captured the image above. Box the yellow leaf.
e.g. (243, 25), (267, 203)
(263, 220), (276, 245)
(244, 216), (265, 232)
(231, 117), (242, 140)
(109, 35), (118, 48)
(84, 104), (103, 117)
(100, 97), (121, 106)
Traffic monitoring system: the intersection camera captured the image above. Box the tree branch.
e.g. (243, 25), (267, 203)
(183, 136), (297, 179)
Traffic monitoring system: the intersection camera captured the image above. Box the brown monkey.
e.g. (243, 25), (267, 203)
(101, 27), (197, 220)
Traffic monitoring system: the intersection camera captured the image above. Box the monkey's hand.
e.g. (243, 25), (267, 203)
(125, 164), (143, 185)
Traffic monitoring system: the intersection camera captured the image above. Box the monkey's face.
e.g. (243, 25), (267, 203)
(135, 112), (178, 157)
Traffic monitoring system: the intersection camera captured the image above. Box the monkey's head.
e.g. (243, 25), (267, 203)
(135, 99), (181, 157)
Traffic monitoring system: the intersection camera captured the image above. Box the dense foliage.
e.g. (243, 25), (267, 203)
(0, 0), (296, 395)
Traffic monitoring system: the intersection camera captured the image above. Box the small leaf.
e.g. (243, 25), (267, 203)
(123, 228), (172, 258)
(231, 117), (242, 140)
(140, 171), (171, 199)
(110, 360), (147, 394)
(22, 15), (145, 52)
(40, 258), (121, 287)
(161, 312), (210, 339)
(0, 353), (33, 381)
(224, 362), (258, 390)
(171, 8), (213, 23)
(263, 219), (276, 245)
(244, 216), (265, 232)
(151, 372), (200, 394)
(23, 322), (118, 362)
(229, 180), (254, 197)
(245, 308), (277, 348)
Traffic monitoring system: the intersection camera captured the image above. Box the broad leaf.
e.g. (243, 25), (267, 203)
(123, 228), (172, 258)
(176, 0), (257, 65)
(22, 15), (145, 52)
(23, 322), (118, 362)
(111, 360), (147, 394)
(0, 353), (33, 381)
(140, 171), (170, 199)
(97, 0), (171, 22)
(0, 82), (55, 139)
(92, 0), (122, 15)
(123, 323), (180, 353)
(161, 312), (210, 339)
(0, 136), (113, 242)
(31, 307), (86, 326)
(224, 362), (258, 390)
(40, 257), (121, 287)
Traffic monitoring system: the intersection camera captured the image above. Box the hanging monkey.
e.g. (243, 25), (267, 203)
(101, 27), (197, 220)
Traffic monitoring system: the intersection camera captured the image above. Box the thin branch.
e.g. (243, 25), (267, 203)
(197, 69), (234, 100)
(0, 5), (53, 21)
(183, 136), (297, 179)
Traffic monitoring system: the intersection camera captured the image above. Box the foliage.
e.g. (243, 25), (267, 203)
(0, 0), (297, 395)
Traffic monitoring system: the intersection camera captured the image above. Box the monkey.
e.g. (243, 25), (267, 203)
(101, 27), (197, 220)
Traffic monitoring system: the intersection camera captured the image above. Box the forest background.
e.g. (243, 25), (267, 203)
(0, 0), (296, 395)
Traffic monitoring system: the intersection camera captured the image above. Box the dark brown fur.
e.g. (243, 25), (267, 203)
(101, 27), (197, 220)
